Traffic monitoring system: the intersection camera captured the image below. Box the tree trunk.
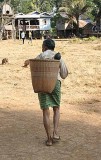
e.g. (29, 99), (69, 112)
(76, 15), (80, 37)
(96, 9), (101, 31)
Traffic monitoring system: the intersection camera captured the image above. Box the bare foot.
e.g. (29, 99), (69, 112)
(53, 132), (60, 142)
(45, 139), (53, 146)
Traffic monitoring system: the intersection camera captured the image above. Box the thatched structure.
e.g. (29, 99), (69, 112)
(56, 13), (95, 38)
(0, 1), (15, 40)
(2, 3), (13, 16)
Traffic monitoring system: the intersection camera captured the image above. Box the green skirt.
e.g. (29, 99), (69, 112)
(38, 80), (61, 109)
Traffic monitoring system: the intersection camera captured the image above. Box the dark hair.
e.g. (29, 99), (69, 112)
(43, 38), (55, 50)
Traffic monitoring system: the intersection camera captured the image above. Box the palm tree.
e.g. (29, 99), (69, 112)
(60, 0), (89, 36)
(92, 0), (101, 30)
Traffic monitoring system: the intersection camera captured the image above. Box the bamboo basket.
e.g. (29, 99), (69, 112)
(29, 59), (60, 93)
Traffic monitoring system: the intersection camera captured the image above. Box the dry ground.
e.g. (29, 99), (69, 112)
(0, 38), (101, 160)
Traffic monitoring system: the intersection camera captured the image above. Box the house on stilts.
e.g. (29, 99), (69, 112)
(14, 11), (51, 39)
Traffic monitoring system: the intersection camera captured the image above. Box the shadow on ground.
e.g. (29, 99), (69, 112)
(0, 102), (101, 160)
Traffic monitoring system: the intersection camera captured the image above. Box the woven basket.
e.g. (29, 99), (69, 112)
(29, 59), (60, 93)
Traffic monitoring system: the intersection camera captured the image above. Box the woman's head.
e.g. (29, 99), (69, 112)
(42, 38), (55, 52)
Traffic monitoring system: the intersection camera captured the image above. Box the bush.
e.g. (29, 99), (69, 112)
(83, 36), (97, 41)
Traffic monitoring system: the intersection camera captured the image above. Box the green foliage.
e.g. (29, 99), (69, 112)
(60, 0), (89, 16)
(86, 0), (101, 18)
(50, 28), (57, 38)
(88, 36), (97, 41)
(50, 13), (62, 37)
(21, 0), (33, 14)
(51, 13), (61, 28)
(53, 0), (62, 12)
(31, 0), (54, 12)
(11, 0), (33, 14)
(93, 0), (101, 7)
(83, 36), (97, 41)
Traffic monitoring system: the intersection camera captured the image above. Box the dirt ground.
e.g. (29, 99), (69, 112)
(0, 38), (101, 160)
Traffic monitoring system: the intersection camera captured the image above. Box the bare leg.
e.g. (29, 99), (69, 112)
(42, 108), (52, 145)
(53, 107), (60, 138)
(22, 38), (25, 44)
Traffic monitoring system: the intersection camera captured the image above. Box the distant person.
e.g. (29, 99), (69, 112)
(28, 31), (32, 44)
(21, 31), (25, 44)
(43, 31), (49, 39)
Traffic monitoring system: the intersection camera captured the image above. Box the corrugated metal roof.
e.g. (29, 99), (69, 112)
(15, 11), (51, 19)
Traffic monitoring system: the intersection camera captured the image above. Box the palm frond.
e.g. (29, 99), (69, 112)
(81, 5), (89, 14)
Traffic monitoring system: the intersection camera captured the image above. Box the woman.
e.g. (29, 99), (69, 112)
(35, 39), (68, 146)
